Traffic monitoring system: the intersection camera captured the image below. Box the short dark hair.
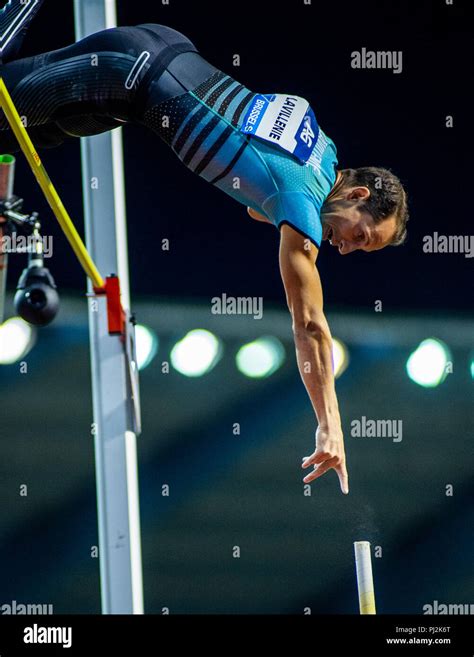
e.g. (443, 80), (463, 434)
(339, 167), (409, 246)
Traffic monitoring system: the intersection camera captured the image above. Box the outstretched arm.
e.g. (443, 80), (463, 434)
(279, 223), (349, 494)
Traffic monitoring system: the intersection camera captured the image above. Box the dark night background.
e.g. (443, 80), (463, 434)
(5, 0), (472, 313)
(1, 0), (473, 630)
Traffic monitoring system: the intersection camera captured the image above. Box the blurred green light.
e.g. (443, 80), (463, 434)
(135, 324), (158, 371)
(332, 337), (349, 378)
(406, 338), (450, 388)
(171, 329), (221, 377)
(236, 336), (285, 378)
(0, 317), (36, 365)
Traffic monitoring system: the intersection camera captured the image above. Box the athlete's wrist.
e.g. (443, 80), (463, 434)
(316, 409), (342, 433)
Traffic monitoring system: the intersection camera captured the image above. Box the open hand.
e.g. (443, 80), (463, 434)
(302, 426), (349, 494)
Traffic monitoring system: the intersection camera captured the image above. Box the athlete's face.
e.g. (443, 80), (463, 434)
(321, 187), (397, 255)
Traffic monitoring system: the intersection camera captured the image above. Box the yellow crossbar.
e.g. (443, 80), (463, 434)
(0, 77), (105, 290)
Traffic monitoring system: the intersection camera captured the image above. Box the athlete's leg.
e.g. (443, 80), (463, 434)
(0, 23), (206, 153)
(0, 54), (73, 151)
(0, 25), (158, 152)
(0, 0), (46, 63)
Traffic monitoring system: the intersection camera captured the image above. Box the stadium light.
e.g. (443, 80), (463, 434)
(135, 324), (158, 371)
(236, 336), (285, 378)
(0, 316), (36, 365)
(406, 338), (451, 388)
(332, 337), (349, 378)
(171, 329), (222, 377)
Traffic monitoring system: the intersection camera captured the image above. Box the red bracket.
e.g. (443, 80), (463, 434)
(93, 274), (125, 336)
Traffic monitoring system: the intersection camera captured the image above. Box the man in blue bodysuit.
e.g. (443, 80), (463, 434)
(0, 0), (409, 495)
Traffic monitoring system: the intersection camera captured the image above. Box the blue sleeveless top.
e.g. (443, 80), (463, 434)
(142, 69), (338, 247)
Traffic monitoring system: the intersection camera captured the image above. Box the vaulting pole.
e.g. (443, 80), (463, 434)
(0, 80), (104, 289)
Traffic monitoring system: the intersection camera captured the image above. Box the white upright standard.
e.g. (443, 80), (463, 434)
(74, 0), (144, 614)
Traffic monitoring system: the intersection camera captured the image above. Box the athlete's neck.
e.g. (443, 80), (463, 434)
(327, 170), (344, 201)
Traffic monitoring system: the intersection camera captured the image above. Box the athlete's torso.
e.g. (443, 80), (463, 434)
(140, 66), (338, 247)
(0, 21), (338, 247)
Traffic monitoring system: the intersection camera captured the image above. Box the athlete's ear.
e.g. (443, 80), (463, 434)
(346, 186), (370, 202)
